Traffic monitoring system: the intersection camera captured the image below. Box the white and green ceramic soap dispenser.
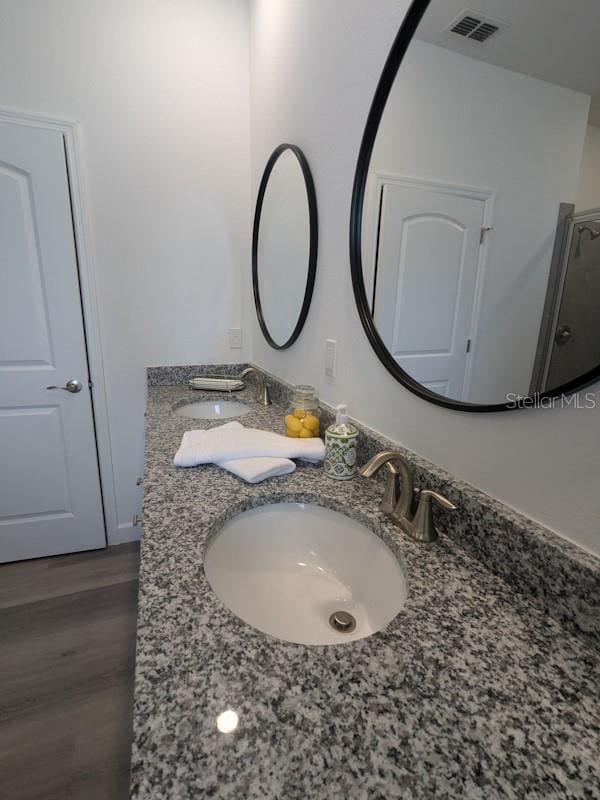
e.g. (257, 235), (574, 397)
(324, 405), (359, 480)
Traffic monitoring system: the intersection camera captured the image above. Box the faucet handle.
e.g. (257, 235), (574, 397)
(411, 490), (457, 543)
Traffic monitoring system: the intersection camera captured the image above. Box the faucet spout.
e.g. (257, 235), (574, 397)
(360, 450), (413, 520)
(239, 367), (271, 406)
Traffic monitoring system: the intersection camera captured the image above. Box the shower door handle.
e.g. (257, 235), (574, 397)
(555, 325), (572, 345)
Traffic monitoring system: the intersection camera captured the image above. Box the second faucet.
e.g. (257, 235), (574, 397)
(360, 451), (456, 543)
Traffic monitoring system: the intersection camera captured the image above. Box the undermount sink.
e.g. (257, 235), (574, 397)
(204, 502), (407, 645)
(175, 400), (250, 420)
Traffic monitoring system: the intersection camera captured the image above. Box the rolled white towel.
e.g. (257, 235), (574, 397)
(174, 421), (324, 468)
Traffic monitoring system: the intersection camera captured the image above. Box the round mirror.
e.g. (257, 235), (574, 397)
(351, 0), (600, 411)
(253, 144), (318, 349)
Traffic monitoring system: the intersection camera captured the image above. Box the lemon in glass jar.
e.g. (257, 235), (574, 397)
(284, 385), (321, 438)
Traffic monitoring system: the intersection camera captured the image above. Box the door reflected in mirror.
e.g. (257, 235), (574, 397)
(354, 0), (600, 409)
(253, 144), (318, 350)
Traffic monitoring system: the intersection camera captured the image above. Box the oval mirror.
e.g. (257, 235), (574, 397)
(253, 144), (318, 349)
(351, 0), (600, 411)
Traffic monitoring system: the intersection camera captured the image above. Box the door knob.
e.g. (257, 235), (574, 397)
(555, 325), (572, 345)
(46, 379), (83, 393)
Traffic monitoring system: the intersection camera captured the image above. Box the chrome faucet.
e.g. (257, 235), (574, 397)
(360, 451), (456, 543)
(239, 367), (271, 406)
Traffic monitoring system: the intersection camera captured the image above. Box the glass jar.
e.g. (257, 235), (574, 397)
(284, 385), (321, 438)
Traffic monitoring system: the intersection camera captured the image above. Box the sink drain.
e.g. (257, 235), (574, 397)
(328, 611), (357, 633)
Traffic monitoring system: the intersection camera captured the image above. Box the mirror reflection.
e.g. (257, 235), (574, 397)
(253, 144), (317, 349)
(361, 0), (600, 405)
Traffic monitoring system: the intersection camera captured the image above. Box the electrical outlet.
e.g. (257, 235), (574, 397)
(229, 327), (242, 349)
(325, 339), (337, 377)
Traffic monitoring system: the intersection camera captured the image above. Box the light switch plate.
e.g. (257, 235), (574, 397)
(229, 327), (242, 349)
(325, 339), (337, 377)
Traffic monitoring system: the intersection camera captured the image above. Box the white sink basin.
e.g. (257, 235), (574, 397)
(175, 400), (250, 420)
(204, 502), (407, 645)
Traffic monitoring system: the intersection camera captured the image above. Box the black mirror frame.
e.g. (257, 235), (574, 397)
(349, 0), (600, 412)
(252, 143), (318, 350)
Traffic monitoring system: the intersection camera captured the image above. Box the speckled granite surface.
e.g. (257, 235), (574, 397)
(149, 364), (600, 649)
(131, 376), (600, 799)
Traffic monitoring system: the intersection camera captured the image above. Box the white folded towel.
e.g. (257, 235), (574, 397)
(174, 422), (325, 483)
(174, 421), (325, 468)
(220, 455), (296, 483)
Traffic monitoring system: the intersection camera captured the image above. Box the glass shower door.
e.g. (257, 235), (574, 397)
(545, 210), (600, 389)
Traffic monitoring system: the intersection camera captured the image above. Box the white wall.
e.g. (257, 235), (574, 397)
(367, 40), (589, 404)
(249, 0), (600, 556)
(576, 125), (600, 211)
(3, 0), (598, 557)
(0, 0), (251, 542)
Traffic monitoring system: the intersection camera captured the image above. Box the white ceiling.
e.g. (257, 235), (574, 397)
(416, 0), (600, 119)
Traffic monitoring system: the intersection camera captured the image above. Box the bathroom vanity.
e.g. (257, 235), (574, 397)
(129, 367), (600, 799)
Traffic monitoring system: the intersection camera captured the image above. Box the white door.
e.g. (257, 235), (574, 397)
(373, 181), (486, 399)
(0, 120), (105, 562)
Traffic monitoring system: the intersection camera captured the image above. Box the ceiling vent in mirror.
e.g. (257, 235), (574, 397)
(445, 10), (510, 43)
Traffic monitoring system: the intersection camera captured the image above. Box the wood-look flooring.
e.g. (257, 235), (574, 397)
(0, 542), (140, 800)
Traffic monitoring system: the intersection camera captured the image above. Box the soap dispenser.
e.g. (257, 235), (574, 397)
(324, 405), (359, 480)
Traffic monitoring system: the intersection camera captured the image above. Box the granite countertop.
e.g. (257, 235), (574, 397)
(131, 384), (600, 800)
